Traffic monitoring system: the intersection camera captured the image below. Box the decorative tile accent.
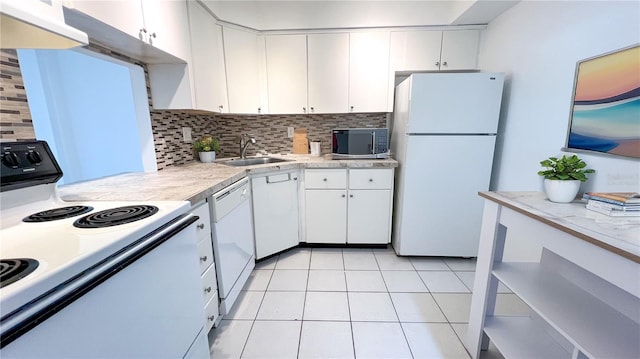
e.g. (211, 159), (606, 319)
(0, 44), (388, 169)
(0, 49), (35, 142)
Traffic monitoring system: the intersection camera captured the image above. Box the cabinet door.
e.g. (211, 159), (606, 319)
(305, 190), (347, 244)
(265, 34), (307, 114)
(66, 0), (144, 40)
(307, 33), (349, 114)
(187, 1), (228, 112)
(251, 172), (300, 259)
(347, 190), (391, 244)
(141, 0), (191, 62)
(349, 31), (390, 113)
(440, 30), (480, 70)
(390, 30), (442, 72)
(223, 27), (263, 114)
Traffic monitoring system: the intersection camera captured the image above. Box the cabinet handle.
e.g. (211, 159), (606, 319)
(197, 223), (205, 230)
(341, 194), (346, 198)
(303, 107), (307, 113)
(350, 194), (354, 198)
(442, 61), (447, 66)
(204, 286), (212, 293)
(200, 255), (208, 262)
(258, 107), (261, 114)
(208, 315), (216, 322)
(219, 105), (224, 112)
(323, 178), (327, 182)
(435, 61), (440, 66)
(350, 106), (354, 112)
(368, 178), (373, 182)
(141, 28), (147, 33)
(310, 107), (314, 113)
(150, 32), (156, 39)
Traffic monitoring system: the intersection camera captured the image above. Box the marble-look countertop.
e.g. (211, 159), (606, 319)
(58, 154), (398, 205)
(479, 191), (640, 262)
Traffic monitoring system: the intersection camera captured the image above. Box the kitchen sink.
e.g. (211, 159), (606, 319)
(220, 157), (291, 167)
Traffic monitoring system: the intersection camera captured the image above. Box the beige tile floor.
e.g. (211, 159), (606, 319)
(207, 246), (526, 358)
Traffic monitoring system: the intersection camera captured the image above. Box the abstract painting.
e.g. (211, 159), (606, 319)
(566, 45), (640, 159)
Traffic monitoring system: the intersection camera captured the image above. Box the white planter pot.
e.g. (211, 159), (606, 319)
(198, 151), (216, 163)
(544, 179), (581, 203)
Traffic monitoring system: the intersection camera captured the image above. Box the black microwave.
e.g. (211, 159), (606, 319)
(331, 128), (389, 159)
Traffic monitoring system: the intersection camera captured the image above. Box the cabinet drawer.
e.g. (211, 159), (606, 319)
(201, 264), (218, 305)
(191, 202), (212, 242)
(204, 291), (219, 332)
(197, 237), (214, 274)
(305, 169), (347, 189)
(349, 169), (394, 189)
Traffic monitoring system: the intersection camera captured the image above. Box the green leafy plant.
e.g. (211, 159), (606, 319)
(538, 154), (595, 182)
(193, 136), (220, 153)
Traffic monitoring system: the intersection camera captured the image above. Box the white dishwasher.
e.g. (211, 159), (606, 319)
(209, 178), (255, 317)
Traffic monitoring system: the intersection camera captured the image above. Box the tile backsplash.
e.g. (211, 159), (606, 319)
(0, 45), (388, 170)
(0, 49), (35, 141)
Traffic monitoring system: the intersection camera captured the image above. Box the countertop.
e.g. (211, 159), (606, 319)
(58, 154), (398, 205)
(479, 191), (640, 263)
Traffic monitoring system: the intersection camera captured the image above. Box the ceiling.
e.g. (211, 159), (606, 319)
(200, 0), (521, 31)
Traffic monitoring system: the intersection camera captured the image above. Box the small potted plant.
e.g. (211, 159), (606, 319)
(538, 154), (595, 203)
(193, 136), (220, 163)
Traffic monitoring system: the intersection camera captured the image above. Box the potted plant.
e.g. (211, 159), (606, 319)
(538, 154), (595, 203)
(193, 136), (220, 163)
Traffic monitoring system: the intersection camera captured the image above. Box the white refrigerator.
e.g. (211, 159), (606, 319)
(391, 72), (505, 257)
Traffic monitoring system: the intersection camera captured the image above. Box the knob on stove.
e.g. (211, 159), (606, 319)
(2, 152), (19, 167)
(26, 150), (42, 164)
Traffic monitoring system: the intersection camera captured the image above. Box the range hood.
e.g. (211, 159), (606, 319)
(1, 0), (88, 49)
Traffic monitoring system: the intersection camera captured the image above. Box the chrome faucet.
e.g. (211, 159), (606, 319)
(240, 134), (256, 159)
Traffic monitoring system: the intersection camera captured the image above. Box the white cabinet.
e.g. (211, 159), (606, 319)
(390, 29), (479, 72)
(186, 0), (228, 113)
(304, 168), (393, 244)
(65, 0), (190, 61)
(265, 34), (308, 114)
(190, 201), (220, 333)
(349, 31), (390, 113)
(251, 170), (300, 259)
(307, 33), (349, 114)
(223, 27), (264, 114)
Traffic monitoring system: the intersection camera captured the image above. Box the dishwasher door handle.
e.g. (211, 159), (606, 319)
(266, 173), (293, 184)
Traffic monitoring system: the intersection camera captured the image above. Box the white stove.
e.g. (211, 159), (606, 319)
(0, 141), (209, 358)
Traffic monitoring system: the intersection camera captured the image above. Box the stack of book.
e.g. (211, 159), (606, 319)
(582, 192), (640, 217)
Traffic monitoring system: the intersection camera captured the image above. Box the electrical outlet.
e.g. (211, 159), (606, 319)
(287, 127), (294, 138)
(182, 127), (192, 142)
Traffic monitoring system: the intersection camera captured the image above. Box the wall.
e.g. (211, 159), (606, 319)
(0, 49), (35, 141)
(479, 0), (640, 192)
(2, 44), (386, 170)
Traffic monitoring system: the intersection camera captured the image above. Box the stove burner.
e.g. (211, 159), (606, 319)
(0, 258), (39, 288)
(73, 205), (159, 228)
(23, 206), (94, 222)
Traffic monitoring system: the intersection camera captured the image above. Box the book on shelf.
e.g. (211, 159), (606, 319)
(586, 202), (640, 217)
(582, 192), (640, 205)
(586, 199), (640, 212)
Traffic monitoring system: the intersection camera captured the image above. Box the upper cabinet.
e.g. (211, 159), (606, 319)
(186, 0), (228, 113)
(390, 29), (479, 72)
(349, 31), (390, 113)
(223, 27), (264, 114)
(307, 33), (349, 114)
(64, 0), (191, 62)
(265, 34), (308, 114)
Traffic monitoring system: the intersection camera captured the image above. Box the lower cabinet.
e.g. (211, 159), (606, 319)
(251, 170), (300, 259)
(304, 168), (393, 244)
(191, 201), (219, 333)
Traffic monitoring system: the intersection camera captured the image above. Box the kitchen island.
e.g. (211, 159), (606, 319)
(58, 154), (398, 204)
(466, 191), (640, 359)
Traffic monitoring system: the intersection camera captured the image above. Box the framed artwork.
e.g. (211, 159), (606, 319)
(564, 44), (640, 159)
